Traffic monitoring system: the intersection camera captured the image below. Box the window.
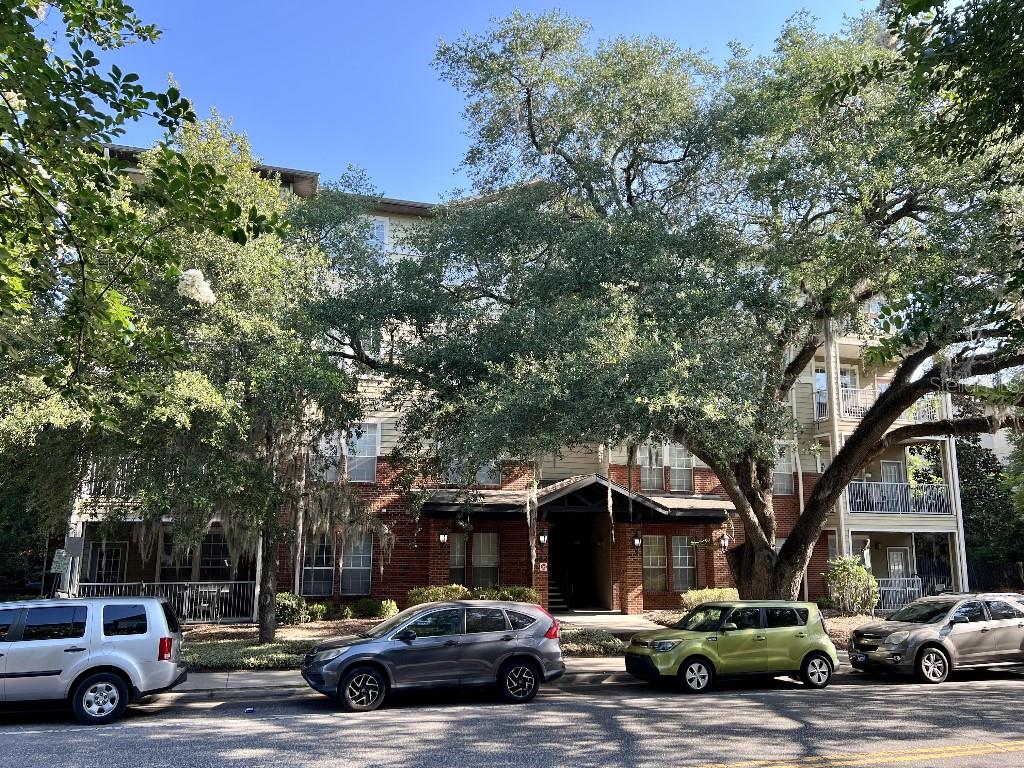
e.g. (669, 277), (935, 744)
(465, 607), (508, 634)
(103, 604), (148, 636)
(880, 460), (906, 485)
(986, 601), (1024, 620)
(672, 536), (695, 591)
(20, 606), (87, 641)
(0, 608), (16, 640)
(728, 607), (762, 630)
(826, 532), (838, 562)
(340, 533), (373, 595)
(371, 216), (389, 249)
(449, 532), (467, 585)
(161, 602), (181, 633)
(302, 533), (335, 597)
(773, 445), (794, 496)
(766, 607), (801, 628)
(642, 535), (667, 592)
(475, 461), (502, 486)
(472, 533), (499, 588)
(639, 444), (664, 490)
(87, 542), (126, 583)
(795, 607), (809, 624)
(668, 445), (694, 492)
(199, 531), (231, 581)
(406, 608), (462, 638)
(160, 531), (192, 582)
(506, 610), (536, 630)
(345, 423), (378, 483)
(951, 601), (987, 623)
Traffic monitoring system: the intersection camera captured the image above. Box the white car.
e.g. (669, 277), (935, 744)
(0, 596), (187, 724)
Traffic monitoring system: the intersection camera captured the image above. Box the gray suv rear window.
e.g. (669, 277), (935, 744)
(466, 607), (507, 633)
(103, 604), (148, 636)
(20, 606), (87, 641)
(506, 610), (536, 630)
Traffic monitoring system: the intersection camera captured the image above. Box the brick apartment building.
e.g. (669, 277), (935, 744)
(62, 152), (970, 621)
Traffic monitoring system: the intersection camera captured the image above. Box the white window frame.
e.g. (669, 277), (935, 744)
(449, 532), (467, 585)
(672, 535), (695, 591)
(340, 532), (373, 596)
(642, 535), (668, 592)
(475, 461), (502, 486)
(371, 215), (389, 250)
(472, 532), (500, 588)
(639, 443), (665, 491)
(773, 444), (795, 496)
(302, 532), (335, 597)
(825, 529), (838, 562)
(668, 444), (694, 493)
(345, 422), (379, 484)
(880, 460), (906, 485)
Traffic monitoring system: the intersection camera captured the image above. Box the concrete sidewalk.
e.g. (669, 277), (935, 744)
(170, 653), (851, 700)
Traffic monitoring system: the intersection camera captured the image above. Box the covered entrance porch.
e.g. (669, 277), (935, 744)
(849, 530), (959, 610)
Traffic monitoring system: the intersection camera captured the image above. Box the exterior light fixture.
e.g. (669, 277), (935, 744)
(539, 532), (548, 546)
(632, 533), (643, 550)
(720, 533), (731, 552)
(439, 532), (448, 545)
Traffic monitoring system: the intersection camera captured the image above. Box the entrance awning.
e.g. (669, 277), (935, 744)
(419, 474), (732, 522)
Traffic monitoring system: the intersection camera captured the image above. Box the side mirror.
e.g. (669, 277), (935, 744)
(720, 622), (738, 632)
(394, 629), (417, 643)
(949, 615), (967, 625)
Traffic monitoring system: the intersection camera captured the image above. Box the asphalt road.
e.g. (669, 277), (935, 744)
(2, 669), (1024, 768)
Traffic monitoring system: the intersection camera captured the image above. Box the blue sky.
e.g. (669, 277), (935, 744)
(88, 1), (869, 202)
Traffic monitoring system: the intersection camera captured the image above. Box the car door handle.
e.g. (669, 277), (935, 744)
(755, 636), (766, 642)
(795, 633), (808, 638)
(705, 636), (718, 642)
(501, 635), (514, 642)
(443, 640), (459, 647)
(980, 628), (990, 633)
(64, 646), (87, 653)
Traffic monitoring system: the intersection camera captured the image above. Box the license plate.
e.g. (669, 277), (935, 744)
(851, 653), (868, 663)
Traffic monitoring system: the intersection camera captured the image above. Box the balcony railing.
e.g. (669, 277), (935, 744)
(846, 482), (952, 515)
(77, 581), (257, 623)
(877, 577), (923, 610)
(813, 387), (943, 424)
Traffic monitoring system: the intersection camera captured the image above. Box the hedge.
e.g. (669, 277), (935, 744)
(407, 584), (540, 606)
(679, 587), (740, 611)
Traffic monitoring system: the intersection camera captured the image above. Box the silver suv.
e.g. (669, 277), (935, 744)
(0, 597), (186, 724)
(301, 600), (565, 711)
(850, 593), (1024, 683)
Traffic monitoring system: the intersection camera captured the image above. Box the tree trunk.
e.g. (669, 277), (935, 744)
(257, 525), (279, 644)
(728, 540), (806, 600)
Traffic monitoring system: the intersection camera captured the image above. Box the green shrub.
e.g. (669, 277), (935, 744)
(307, 602), (329, 622)
(407, 584), (473, 605)
(379, 599), (399, 618)
(824, 556), (880, 615)
(559, 628), (626, 657)
(275, 592), (309, 625)
(816, 596), (834, 611)
(472, 585), (540, 604)
(336, 604), (354, 620)
(679, 587), (740, 612)
(352, 598), (381, 618)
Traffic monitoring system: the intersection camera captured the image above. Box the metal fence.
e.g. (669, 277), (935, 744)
(877, 577), (923, 610)
(77, 581), (257, 623)
(846, 482), (951, 515)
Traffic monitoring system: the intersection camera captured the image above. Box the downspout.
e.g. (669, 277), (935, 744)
(945, 405), (969, 591)
(825, 322), (847, 555)
(791, 383), (809, 601)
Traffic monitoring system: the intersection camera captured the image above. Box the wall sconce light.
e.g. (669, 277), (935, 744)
(720, 533), (731, 552)
(439, 531), (448, 545)
(632, 533), (643, 550)
(539, 532), (548, 546)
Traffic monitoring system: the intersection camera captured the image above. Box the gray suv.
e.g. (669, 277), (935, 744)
(0, 597), (186, 723)
(300, 600), (565, 711)
(850, 593), (1024, 683)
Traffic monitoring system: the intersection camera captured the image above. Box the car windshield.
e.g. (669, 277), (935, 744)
(674, 606), (725, 632)
(361, 605), (423, 638)
(888, 601), (957, 624)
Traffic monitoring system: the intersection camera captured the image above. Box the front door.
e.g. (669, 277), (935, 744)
(458, 607), (514, 684)
(947, 600), (996, 665)
(887, 548), (911, 580)
(4, 605), (90, 701)
(383, 607), (464, 687)
(716, 607), (766, 674)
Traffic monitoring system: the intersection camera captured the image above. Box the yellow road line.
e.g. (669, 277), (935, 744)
(695, 740), (1024, 768)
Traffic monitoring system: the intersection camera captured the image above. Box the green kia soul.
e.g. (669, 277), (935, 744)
(625, 601), (839, 693)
